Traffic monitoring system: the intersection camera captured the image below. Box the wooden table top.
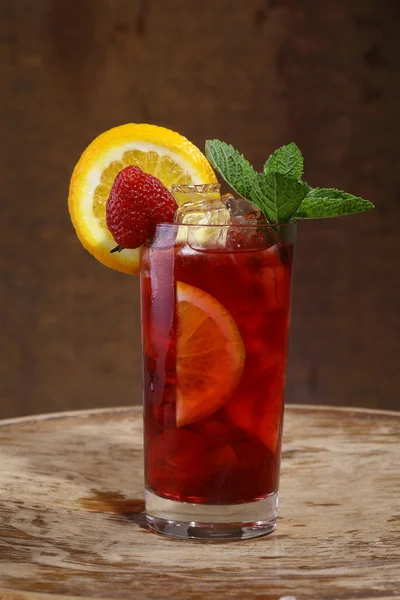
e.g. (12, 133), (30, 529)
(0, 405), (398, 600)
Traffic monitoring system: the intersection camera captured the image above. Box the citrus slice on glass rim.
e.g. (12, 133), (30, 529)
(176, 282), (245, 426)
(68, 124), (217, 274)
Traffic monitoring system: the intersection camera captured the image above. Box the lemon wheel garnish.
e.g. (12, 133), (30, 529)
(68, 124), (217, 274)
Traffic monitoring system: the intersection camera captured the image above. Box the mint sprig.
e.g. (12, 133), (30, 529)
(205, 140), (375, 223)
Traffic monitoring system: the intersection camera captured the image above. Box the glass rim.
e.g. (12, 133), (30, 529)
(154, 221), (297, 230)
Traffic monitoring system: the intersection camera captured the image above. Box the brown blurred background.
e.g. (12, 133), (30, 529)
(1, 0), (399, 419)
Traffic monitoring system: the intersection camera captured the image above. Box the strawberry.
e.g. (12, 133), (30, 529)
(106, 166), (178, 249)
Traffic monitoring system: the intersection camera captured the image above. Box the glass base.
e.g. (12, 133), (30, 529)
(145, 489), (278, 541)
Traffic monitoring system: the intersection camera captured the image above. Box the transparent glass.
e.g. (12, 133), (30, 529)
(140, 218), (296, 541)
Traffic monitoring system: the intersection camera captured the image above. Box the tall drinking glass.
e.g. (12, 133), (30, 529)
(140, 200), (296, 540)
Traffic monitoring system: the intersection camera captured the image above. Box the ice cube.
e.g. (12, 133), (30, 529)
(222, 194), (261, 224)
(174, 199), (230, 225)
(171, 183), (221, 206)
(174, 199), (230, 248)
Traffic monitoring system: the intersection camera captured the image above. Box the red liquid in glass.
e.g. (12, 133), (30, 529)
(141, 232), (293, 505)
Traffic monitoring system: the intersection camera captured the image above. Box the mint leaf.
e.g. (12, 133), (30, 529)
(301, 181), (312, 196)
(305, 187), (358, 200)
(205, 140), (256, 199)
(263, 143), (304, 180)
(250, 172), (307, 223)
(295, 195), (375, 218)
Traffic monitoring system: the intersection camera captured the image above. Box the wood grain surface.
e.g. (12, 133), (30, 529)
(0, 405), (399, 599)
(1, 0), (400, 418)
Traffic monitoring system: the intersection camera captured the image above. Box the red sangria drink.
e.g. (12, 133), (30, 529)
(141, 185), (296, 539)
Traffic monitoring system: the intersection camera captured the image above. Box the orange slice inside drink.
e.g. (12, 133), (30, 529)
(225, 366), (285, 453)
(176, 282), (245, 426)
